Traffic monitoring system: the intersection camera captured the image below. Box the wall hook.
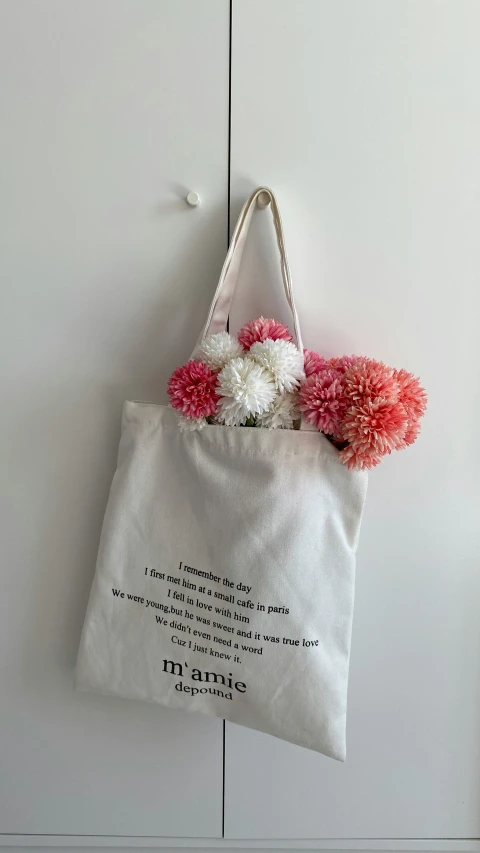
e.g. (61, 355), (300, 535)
(257, 190), (271, 210)
(185, 191), (200, 207)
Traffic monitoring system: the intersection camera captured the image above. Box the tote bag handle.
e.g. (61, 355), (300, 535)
(193, 187), (304, 354)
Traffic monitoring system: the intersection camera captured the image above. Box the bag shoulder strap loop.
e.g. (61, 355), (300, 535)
(193, 187), (304, 354)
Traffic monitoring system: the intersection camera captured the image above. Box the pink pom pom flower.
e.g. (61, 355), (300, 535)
(303, 348), (329, 377)
(298, 369), (348, 435)
(167, 360), (219, 419)
(328, 355), (360, 374)
(237, 316), (293, 349)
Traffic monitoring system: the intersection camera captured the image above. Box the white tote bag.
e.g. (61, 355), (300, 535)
(75, 187), (367, 760)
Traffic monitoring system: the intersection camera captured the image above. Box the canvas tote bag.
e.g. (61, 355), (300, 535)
(75, 187), (368, 760)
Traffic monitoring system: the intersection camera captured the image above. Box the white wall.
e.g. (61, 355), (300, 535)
(226, 0), (480, 841)
(0, 0), (228, 837)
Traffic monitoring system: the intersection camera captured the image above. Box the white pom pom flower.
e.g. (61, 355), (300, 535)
(195, 331), (244, 371)
(256, 393), (299, 429)
(177, 415), (206, 432)
(217, 357), (276, 426)
(249, 339), (305, 393)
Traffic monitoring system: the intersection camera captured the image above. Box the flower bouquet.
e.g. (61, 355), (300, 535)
(167, 316), (427, 470)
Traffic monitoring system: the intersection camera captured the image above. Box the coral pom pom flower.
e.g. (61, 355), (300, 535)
(167, 360), (219, 419)
(343, 358), (398, 403)
(341, 398), (408, 457)
(402, 417), (422, 447)
(395, 368), (428, 421)
(237, 316), (293, 349)
(339, 443), (383, 471)
(298, 369), (347, 435)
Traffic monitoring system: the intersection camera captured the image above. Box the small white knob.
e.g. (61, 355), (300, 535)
(186, 191), (200, 207)
(257, 191), (271, 210)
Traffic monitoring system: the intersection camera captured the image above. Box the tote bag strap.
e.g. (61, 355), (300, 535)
(193, 187), (304, 354)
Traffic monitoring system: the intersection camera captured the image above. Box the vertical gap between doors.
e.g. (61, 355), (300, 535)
(227, 0), (232, 244)
(222, 0), (233, 840)
(225, 0), (232, 339)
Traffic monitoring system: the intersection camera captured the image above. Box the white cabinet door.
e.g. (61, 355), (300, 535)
(225, 0), (480, 841)
(0, 0), (228, 837)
